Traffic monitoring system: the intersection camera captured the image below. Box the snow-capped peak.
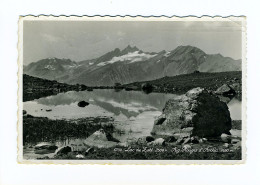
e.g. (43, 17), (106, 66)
(97, 51), (157, 66)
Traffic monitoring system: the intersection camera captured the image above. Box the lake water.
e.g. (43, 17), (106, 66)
(24, 89), (177, 142)
(23, 89), (241, 159)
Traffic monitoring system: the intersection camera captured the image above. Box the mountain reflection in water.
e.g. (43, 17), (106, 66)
(27, 89), (176, 119)
(23, 89), (241, 142)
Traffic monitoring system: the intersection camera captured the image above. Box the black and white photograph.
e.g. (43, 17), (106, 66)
(18, 16), (246, 163)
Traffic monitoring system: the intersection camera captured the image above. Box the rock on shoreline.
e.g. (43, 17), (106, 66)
(152, 87), (232, 138)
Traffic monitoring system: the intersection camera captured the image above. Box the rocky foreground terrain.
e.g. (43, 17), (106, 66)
(24, 87), (242, 160)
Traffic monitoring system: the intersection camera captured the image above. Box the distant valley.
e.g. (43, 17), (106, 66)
(24, 45), (241, 86)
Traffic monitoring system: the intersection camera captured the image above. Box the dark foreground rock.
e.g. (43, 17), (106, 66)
(215, 84), (236, 96)
(77, 101), (89, 107)
(145, 136), (155, 142)
(152, 87), (232, 138)
(56, 146), (72, 155)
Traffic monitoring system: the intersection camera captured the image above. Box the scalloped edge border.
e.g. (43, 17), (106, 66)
(17, 15), (247, 165)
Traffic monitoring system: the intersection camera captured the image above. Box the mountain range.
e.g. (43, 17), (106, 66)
(24, 45), (241, 86)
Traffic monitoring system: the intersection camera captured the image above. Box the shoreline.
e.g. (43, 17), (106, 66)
(23, 71), (242, 102)
(23, 114), (242, 160)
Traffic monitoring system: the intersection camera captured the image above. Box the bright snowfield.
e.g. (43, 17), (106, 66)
(97, 51), (157, 66)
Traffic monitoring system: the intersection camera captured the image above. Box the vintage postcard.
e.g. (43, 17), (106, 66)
(17, 16), (246, 164)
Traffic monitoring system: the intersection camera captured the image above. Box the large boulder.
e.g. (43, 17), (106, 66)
(151, 87), (232, 137)
(84, 129), (120, 148)
(215, 84), (236, 96)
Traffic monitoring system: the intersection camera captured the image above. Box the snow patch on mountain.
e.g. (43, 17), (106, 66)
(44, 65), (56, 70)
(64, 64), (78, 69)
(164, 51), (171, 57)
(97, 51), (157, 66)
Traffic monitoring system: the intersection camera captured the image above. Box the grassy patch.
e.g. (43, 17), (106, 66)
(123, 71), (242, 94)
(23, 115), (114, 145)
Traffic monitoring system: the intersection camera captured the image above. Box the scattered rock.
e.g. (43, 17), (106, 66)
(117, 142), (129, 147)
(218, 96), (232, 104)
(232, 78), (239, 82)
(78, 101), (89, 107)
(145, 136), (155, 142)
(176, 137), (185, 145)
(148, 138), (166, 146)
(182, 144), (191, 150)
(23, 110), (27, 115)
(76, 154), (85, 159)
(84, 129), (119, 148)
(183, 137), (191, 145)
(215, 84), (236, 96)
(190, 136), (200, 144)
(85, 147), (94, 155)
(230, 83), (241, 92)
(56, 146), (72, 155)
(199, 139), (204, 143)
(220, 133), (232, 143)
(232, 141), (241, 149)
(152, 87), (232, 137)
(164, 136), (177, 143)
(231, 138), (240, 144)
(46, 109), (52, 112)
(223, 143), (229, 148)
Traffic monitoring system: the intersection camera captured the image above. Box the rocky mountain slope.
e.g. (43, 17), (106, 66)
(24, 45), (242, 86)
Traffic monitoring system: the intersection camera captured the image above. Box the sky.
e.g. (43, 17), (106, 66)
(23, 20), (243, 65)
